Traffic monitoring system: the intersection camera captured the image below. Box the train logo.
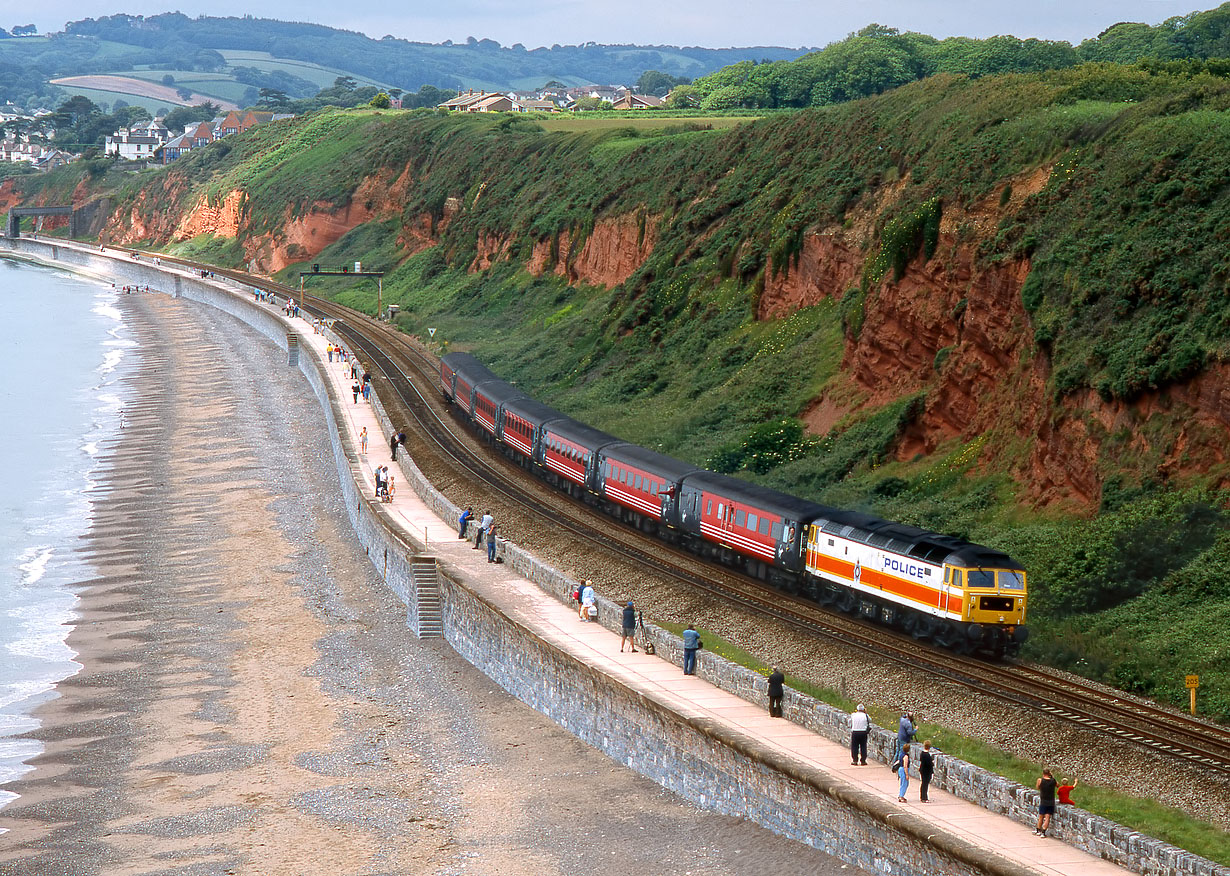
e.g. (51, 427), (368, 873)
(853, 561), (862, 585)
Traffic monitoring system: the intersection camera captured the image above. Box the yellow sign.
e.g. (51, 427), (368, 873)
(1186, 675), (1200, 689)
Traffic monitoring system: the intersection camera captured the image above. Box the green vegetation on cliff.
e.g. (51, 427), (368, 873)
(14, 61), (1230, 726)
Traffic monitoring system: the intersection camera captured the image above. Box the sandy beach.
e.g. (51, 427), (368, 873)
(0, 290), (851, 875)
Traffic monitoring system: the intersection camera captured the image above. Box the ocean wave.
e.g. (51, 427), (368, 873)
(17, 546), (51, 587)
(91, 302), (122, 322)
(97, 348), (124, 375)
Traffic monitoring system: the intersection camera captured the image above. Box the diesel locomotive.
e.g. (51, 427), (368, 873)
(440, 352), (1028, 656)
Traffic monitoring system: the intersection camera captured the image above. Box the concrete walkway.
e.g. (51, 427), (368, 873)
(286, 308), (1129, 876)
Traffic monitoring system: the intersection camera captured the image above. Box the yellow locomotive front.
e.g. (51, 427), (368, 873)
(948, 564), (1028, 652)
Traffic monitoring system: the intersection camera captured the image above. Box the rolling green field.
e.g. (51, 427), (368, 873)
(216, 50), (392, 90)
(121, 70), (251, 104)
(47, 85), (183, 115)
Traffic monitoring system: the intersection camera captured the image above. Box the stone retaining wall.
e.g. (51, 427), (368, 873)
(4, 237), (1225, 876)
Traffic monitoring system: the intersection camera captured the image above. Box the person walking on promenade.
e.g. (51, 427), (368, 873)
(767, 667), (785, 717)
(486, 521), (497, 562)
(896, 744), (911, 802)
(620, 602), (638, 652)
(1057, 777), (1079, 806)
(1035, 769), (1058, 836)
(896, 711), (917, 767)
(390, 430), (405, 461)
(682, 624), (701, 675)
(362, 369), (372, 401)
(374, 465), (386, 499)
(474, 510), (493, 549)
(327, 343), (333, 362)
(849, 703), (870, 765)
(918, 740), (935, 802)
(580, 580), (596, 622)
(458, 506), (474, 539)
(359, 427), (368, 454)
(352, 380), (361, 403)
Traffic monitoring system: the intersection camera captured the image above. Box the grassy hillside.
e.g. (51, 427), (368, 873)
(16, 64), (1230, 722)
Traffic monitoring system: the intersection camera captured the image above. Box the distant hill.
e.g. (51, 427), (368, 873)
(0, 13), (810, 110)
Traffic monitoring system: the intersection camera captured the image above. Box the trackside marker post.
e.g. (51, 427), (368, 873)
(1186, 674), (1199, 715)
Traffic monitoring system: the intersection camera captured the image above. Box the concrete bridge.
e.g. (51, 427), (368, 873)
(6, 205), (80, 239)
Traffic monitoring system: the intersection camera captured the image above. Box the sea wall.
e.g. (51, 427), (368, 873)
(3, 237), (1224, 876)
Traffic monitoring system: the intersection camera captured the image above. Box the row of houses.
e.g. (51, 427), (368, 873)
(104, 109), (293, 163)
(438, 88), (666, 113)
(0, 136), (75, 171)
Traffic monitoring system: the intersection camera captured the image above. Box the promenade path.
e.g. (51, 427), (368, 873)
(288, 306), (1130, 876)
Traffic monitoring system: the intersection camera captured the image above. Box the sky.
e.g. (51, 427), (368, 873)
(11, 0), (1202, 49)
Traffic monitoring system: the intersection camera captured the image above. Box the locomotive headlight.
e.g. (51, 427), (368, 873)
(998, 615), (1005, 622)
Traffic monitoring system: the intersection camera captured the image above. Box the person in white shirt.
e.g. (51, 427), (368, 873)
(850, 703), (870, 765)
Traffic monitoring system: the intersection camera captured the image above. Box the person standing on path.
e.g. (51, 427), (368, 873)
(458, 507), (474, 539)
(681, 624), (701, 675)
(1035, 769), (1058, 836)
(390, 430), (405, 461)
(359, 427), (367, 454)
(474, 510), (493, 549)
(620, 602), (638, 652)
(767, 667), (784, 717)
(896, 744), (911, 802)
(896, 711), (917, 766)
(918, 740), (935, 802)
(352, 380), (361, 403)
(579, 580), (596, 622)
(486, 521), (497, 562)
(849, 703), (870, 765)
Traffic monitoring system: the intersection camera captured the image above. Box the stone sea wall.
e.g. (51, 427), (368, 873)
(3, 237), (1224, 876)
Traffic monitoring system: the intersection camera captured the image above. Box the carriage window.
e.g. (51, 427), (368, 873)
(635, 475), (642, 490)
(735, 509), (746, 527)
(771, 522), (783, 540)
(759, 517), (771, 535)
(706, 499), (713, 515)
(717, 503), (724, 518)
(650, 482), (658, 496)
(747, 513), (758, 531)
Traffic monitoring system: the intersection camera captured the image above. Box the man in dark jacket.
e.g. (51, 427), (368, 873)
(620, 601), (638, 653)
(767, 667), (785, 717)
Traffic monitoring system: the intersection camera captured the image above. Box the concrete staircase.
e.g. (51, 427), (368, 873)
(412, 557), (443, 638)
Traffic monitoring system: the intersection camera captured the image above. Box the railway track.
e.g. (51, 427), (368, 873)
(105, 242), (1230, 776)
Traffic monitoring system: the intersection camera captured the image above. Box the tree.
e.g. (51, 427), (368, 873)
(387, 87), (403, 100)
(12, 24), (37, 36)
(573, 96), (608, 110)
(333, 75), (357, 91)
(161, 74), (175, 86)
(258, 87), (290, 108)
(177, 87), (194, 101)
(369, 91), (392, 108)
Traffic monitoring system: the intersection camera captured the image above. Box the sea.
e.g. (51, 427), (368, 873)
(0, 256), (133, 820)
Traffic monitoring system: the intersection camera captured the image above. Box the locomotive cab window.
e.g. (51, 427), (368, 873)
(967, 569), (995, 589)
(999, 570), (1025, 590)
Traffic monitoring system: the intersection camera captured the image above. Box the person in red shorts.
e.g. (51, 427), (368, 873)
(1057, 777), (1079, 805)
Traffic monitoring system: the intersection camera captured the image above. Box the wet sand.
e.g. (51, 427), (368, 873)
(0, 291), (857, 875)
